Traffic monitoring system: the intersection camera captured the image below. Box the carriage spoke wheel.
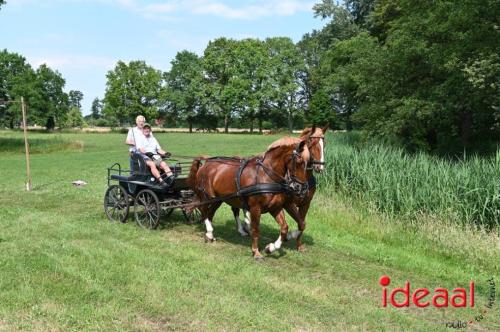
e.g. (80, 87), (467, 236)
(134, 189), (161, 229)
(104, 185), (129, 223)
(183, 207), (201, 224)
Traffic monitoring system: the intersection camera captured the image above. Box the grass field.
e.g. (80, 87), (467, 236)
(0, 130), (498, 331)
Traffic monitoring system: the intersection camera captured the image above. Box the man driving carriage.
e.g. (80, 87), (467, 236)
(136, 123), (175, 188)
(125, 115), (154, 172)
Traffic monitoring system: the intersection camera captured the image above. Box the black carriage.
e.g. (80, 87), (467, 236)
(103, 153), (201, 229)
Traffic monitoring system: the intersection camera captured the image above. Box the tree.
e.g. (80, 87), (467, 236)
(30, 64), (69, 130)
(103, 60), (163, 124)
(232, 39), (272, 133)
(0, 50), (35, 128)
(68, 90), (83, 109)
(163, 50), (205, 133)
(0, 1), (5, 11)
(203, 38), (241, 133)
(90, 97), (102, 119)
(265, 37), (305, 132)
(64, 106), (84, 128)
(318, 0), (500, 153)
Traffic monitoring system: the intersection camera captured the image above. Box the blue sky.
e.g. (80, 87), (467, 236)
(0, 0), (327, 115)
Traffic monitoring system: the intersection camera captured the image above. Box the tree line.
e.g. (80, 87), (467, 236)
(0, 50), (85, 130)
(1, 0), (498, 154)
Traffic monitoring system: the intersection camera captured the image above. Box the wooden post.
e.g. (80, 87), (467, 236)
(21, 97), (32, 191)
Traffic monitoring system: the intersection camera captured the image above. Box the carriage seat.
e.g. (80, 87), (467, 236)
(110, 174), (135, 182)
(130, 152), (182, 179)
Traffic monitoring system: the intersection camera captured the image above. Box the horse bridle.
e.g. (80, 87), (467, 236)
(257, 141), (309, 198)
(287, 147), (309, 197)
(306, 135), (326, 170)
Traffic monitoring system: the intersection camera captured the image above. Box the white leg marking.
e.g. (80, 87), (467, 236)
(244, 210), (251, 232)
(235, 215), (249, 236)
(266, 235), (283, 254)
(319, 139), (325, 171)
(286, 230), (301, 241)
(204, 218), (214, 240)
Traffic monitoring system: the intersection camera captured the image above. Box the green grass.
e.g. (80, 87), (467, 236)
(319, 132), (500, 228)
(0, 133), (84, 154)
(0, 130), (498, 331)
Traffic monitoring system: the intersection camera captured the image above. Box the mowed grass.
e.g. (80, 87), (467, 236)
(0, 131), (499, 331)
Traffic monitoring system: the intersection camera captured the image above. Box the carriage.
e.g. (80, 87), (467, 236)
(103, 153), (201, 229)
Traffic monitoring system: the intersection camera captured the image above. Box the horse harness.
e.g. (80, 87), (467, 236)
(197, 148), (309, 208)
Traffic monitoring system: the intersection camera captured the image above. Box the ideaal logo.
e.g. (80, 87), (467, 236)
(379, 276), (496, 329)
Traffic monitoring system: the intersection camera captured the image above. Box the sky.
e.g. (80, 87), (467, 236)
(0, 0), (327, 115)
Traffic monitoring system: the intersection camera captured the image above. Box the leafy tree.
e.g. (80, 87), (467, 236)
(90, 97), (102, 119)
(306, 88), (337, 127)
(0, 1), (5, 11)
(63, 106), (84, 128)
(203, 38), (240, 133)
(30, 64), (69, 130)
(345, 0), (377, 27)
(0, 50), (35, 128)
(312, 0), (361, 48)
(68, 90), (83, 109)
(232, 39), (272, 133)
(103, 60), (163, 124)
(163, 50), (205, 133)
(265, 37), (305, 132)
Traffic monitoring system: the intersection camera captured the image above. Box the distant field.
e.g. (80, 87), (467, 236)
(0, 130), (498, 331)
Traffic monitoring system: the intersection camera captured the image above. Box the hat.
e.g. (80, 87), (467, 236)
(143, 123), (152, 129)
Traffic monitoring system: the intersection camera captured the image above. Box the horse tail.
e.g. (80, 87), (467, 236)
(187, 158), (203, 189)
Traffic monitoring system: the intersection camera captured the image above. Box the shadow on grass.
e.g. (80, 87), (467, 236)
(155, 208), (315, 256)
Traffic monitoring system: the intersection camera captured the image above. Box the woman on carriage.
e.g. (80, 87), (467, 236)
(136, 123), (174, 188)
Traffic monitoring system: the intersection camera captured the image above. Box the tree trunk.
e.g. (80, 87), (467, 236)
(287, 108), (293, 133)
(250, 118), (254, 133)
(258, 117), (263, 134)
(224, 114), (229, 133)
(189, 121), (193, 133)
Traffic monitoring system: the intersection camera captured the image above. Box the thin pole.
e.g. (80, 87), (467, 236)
(21, 97), (32, 191)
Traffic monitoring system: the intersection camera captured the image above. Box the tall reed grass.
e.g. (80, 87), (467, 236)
(318, 132), (499, 228)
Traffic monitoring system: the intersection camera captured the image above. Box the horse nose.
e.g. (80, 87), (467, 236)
(314, 164), (324, 172)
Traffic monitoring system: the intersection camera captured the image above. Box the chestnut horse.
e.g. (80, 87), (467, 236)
(233, 126), (328, 252)
(187, 136), (311, 260)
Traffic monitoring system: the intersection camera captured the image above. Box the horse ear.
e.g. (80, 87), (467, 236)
(322, 124), (329, 134)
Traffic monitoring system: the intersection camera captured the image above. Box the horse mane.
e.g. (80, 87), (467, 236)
(300, 127), (323, 138)
(266, 136), (303, 152)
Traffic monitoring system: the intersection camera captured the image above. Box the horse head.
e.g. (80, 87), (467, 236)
(300, 125), (328, 172)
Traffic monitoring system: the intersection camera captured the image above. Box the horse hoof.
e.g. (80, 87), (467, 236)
(254, 255), (265, 262)
(205, 235), (216, 243)
(297, 245), (306, 252)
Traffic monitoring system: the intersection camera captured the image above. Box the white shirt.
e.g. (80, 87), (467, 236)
(136, 134), (162, 154)
(127, 126), (153, 152)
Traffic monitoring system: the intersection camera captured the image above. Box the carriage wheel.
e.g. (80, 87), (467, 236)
(134, 189), (161, 229)
(183, 207), (201, 224)
(104, 185), (129, 223)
